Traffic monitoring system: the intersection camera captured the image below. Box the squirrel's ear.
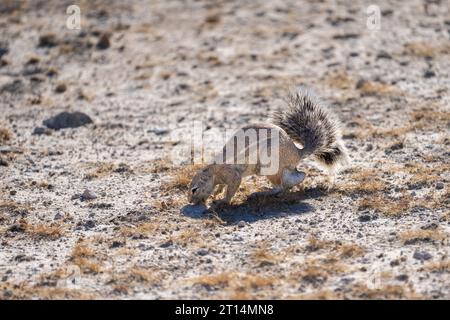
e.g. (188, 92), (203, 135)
(191, 187), (198, 194)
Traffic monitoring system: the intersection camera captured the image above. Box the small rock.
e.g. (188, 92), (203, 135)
(0, 44), (8, 58)
(388, 142), (404, 151)
(358, 214), (372, 222)
(54, 212), (63, 220)
(423, 70), (435, 78)
(0, 157), (7, 166)
(197, 249), (209, 256)
(237, 220), (246, 228)
(110, 241), (124, 248)
(1, 79), (23, 94)
(83, 220), (96, 230)
(9, 190), (16, 196)
(54, 83), (67, 93)
(81, 189), (97, 201)
(376, 51), (392, 59)
(43, 111), (93, 130)
(413, 250), (432, 261)
(96, 33), (110, 50)
(32, 126), (51, 135)
(365, 144), (373, 152)
(421, 222), (438, 230)
(38, 34), (58, 47)
(160, 240), (173, 248)
(395, 274), (409, 282)
(355, 79), (367, 89)
(435, 182), (444, 190)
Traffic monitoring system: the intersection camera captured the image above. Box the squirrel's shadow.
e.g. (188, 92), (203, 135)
(181, 187), (324, 225)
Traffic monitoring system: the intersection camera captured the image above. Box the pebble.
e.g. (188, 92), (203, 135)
(83, 220), (96, 230)
(435, 182), (444, 190)
(413, 250), (432, 261)
(32, 126), (51, 135)
(197, 249), (209, 256)
(423, 70), (435, 78)
(43, 111), (93, 130)
(237, 220), (246, 228)
(54, 212), (63, 220)
(81, 188), (97, 201)
(55, 83), (67, 93)
(96, 33), (110, 50)
(160, 240), (173, 248)
(395, 274), (409, 282)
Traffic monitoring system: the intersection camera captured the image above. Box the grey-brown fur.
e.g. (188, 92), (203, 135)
(271, 89), (349, 172)
(189, 89), (349, 205)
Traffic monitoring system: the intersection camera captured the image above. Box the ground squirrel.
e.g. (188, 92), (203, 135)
(188, 89), (349, 205)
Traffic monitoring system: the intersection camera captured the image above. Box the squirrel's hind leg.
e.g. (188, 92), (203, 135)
(281, 168), (306, 189)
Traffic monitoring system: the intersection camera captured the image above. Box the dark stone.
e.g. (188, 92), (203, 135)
(83, 220), (96, 230)
(435, 182), (444, 190)
(110, 241), (124, 248)
(38, 34), (58, 47)
(197, 249), (209, 256)
(1, 80), (23, 94)
(32, 126), (51, 135)
(332, 33), (360, 40)
(0, 45), (8, 58)
(96, 33), (110, 50)
(55, 83), (67, 93)
(376, 51), (392, 59)
(413, 250), (432, 261)
(358, 214), (377, 222)
(160, 240), (173, 248)
(395, 274), (409, 281)
(388, 142), (404, 151)
(43, 111), (93, 130)
(423, 70), (436, 78)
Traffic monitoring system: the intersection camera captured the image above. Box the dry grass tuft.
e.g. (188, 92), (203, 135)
(3, 218), (64, 240)
(163, 164), (202, 192)
(70, 241), (102, 274)
(0, 282), (95, 300)
(0, 200), (32, 214)
(357, 80), (396, 96)
(358, 193), (412, 216)
(289, 290), (340, 299)
(251, 244), (284, 266)
(170, 228), (203, 247)
(423, 260), (450, 273)
(0, 127), (12, 144)
(291, 258), (349, 287)
(120, 222), (159, 239)
(337, 243), (366, 259)
(349, 282), (420, 299)
(84, 162), (116, 180)
(398, 229), (447, 245)
(338, 168), (387, 194)
(403, 42), (450, 58)
(27, 223), (65, 240)
(189, 272), (275, 299)
(325, 71), (354, 90)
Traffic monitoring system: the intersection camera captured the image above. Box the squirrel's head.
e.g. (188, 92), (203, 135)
(188, 166), (215, 205)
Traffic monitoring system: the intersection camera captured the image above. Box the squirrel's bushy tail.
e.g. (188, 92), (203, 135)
(271, 89), (349, 172)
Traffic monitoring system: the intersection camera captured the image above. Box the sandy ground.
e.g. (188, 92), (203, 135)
(0, 0), (449, 299)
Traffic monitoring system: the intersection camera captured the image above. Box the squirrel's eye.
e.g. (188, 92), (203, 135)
(191, 187), (198, 194)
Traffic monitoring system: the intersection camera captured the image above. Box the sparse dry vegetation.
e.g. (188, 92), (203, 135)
(70, 241), (103, 274)
(0, 127), (12, 144)
(1, 0), (448, 300)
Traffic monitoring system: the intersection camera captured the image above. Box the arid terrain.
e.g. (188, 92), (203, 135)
(0, 0), (449, 299)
